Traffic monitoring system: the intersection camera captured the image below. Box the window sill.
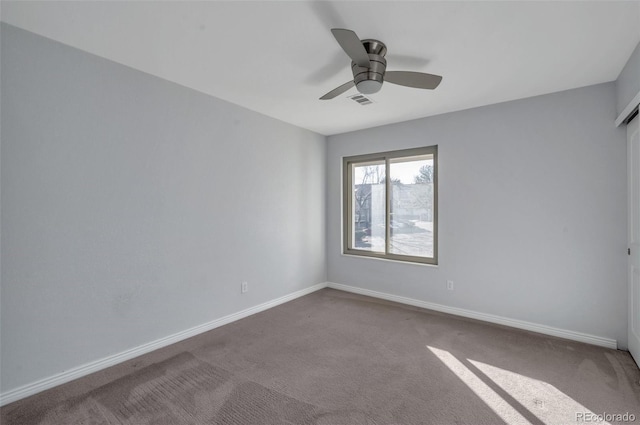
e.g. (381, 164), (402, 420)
(340, 252), (439, 268)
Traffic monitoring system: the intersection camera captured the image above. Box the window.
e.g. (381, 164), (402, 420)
(343, 146), (438, 264)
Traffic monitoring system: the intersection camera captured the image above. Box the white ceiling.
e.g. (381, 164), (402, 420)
(2, 1), (640, 135)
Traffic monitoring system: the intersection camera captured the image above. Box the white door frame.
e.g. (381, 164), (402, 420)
(628, 112), (640, 367)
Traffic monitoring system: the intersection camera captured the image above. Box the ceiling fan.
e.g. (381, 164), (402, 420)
(320, 28), (443, 100)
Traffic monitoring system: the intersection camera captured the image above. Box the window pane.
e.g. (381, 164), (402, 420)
(352, 162), (386, 253)
(389, 155), (434, 258)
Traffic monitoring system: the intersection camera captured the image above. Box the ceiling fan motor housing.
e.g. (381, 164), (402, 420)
(352, 39), (387, 94)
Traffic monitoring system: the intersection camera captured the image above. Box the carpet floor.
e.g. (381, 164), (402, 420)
(2, 288), (639, 424)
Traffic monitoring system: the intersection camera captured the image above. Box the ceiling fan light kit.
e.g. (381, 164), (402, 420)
(320, 28), (443, 100)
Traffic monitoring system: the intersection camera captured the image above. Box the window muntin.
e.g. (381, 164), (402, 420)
(343, 146), (437, 264)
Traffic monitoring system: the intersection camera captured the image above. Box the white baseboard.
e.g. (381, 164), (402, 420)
(2, 280), (617, 406)
(327, 282), (617, 350)
(0, 282), (328, 407)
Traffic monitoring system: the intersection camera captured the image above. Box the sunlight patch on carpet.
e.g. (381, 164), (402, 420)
(468, 359), (611, 425)
(427, 346), (533, 425)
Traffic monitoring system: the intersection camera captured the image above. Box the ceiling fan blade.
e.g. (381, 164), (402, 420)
(320, 80), (355, 100)
(331, 28), (371, 68)
(385, 71), (442, 90)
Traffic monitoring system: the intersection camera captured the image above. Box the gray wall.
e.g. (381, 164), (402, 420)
(0, 23), (326, 392)
(616, 41), (640, 117)
(327, 83), (628, 348)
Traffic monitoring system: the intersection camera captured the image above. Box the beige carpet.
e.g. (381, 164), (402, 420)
(2, 288), (639, 424)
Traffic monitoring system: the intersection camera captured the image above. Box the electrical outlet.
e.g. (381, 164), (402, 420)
(241, 281), (248, 294)
(447, 280), (454, 291)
